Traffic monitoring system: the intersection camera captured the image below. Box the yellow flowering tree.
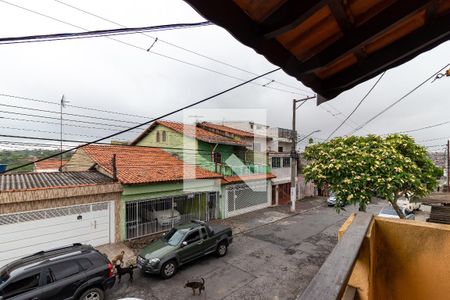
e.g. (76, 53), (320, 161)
(303, 134), (443, 218)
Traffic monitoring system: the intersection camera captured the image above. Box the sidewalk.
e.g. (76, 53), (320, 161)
(96, 197), (326, 262)
(210, 196), (325, 234)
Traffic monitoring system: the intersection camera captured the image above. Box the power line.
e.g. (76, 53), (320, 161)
(418, 136), (450, 143)
(0, 125), (103, 138)
(0, 93), (150, 119)
(0, 8), (212, 44)
(350, 63), (450, 134)
(0, 110), (145, 130)
(53, 0), (311, 95)
(0, 114), (143, 133)
(0, 133), (266, 155)
(0, 102), (142, 125)
(326, 71), (386, 140)
(4, 67), (281, 173)
(1, 0), (311, 98)
(396, 120), (450, 134)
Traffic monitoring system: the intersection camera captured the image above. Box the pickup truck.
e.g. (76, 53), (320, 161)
(136, 220), (233, 278)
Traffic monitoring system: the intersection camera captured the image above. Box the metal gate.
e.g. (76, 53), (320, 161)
(125, 192), (218, 239)
(226, 181), (269, 217)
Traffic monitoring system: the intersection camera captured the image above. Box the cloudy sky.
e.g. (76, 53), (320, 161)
(0, 0), (449, 152)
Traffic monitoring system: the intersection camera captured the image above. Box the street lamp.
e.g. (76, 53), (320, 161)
(290, 96), (316, 212)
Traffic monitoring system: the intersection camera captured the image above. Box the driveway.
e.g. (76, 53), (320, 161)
(106, 200), (384, 300)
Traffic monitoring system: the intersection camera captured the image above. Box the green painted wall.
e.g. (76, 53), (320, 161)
(119, 179), (220, 239)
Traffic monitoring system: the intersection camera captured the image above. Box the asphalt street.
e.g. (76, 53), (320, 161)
(106, 201), (384, 300)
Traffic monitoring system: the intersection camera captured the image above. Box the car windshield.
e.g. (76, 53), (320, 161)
(164, 228), (188, 246)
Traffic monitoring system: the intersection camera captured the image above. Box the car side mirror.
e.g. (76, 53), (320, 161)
(181, 241), (188, 247)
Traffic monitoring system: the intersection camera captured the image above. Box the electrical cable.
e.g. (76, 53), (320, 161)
(0, 115), (143, 133)
(53, 0), (311, 95)
(4, 67), (281, 173)
(0, 110), (145, 130)
(0, 0), (312, 98)
(0, 103), (142, 125)
(0, 93), (150, 119)
(326, 71), (386, 140)
(350, 63), (450, 134)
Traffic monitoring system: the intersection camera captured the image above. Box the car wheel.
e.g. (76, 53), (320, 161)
(79, 287), (104, 300)
(160, 260), (177, 279)
(216, 241), (228, 257)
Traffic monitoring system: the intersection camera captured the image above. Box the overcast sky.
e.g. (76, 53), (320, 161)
(0, 0), (449, 152)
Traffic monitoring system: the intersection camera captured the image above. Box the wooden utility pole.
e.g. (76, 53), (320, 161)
(59, 95), (67, 172)
(447, 140), (449, 190)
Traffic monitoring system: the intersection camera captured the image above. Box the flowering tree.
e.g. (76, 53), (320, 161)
(303, 134), (443, 218)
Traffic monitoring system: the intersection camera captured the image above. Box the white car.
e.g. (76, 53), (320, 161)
(378, 206), (415, 220)
(143, 207), (182, 226)
(397, 196), (421, 211)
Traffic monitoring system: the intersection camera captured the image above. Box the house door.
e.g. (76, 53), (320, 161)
(278, 183), (291, 205)
(207, 192), (218, 221)
(272, 185), (276, 205)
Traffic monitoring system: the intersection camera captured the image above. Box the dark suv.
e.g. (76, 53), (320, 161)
(0, 243), (115, 300)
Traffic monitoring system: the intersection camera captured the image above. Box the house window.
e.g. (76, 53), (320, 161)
(156, 131), (160, 142)
(212, 152), (222, 163)
(272, 157), (281, 168)
(278, 146), (283, 152)
(250, 124), (254, 129)
(282, 157), (291, 167)
(162, 131), (167, 142)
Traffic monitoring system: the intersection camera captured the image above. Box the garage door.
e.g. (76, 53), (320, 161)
(0, 202), (114, 267)
(226, 181), (269, 217)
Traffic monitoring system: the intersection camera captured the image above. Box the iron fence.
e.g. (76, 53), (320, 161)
(125, 192), (218, 239)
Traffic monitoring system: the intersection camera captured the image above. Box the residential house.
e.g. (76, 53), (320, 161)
(65, 144), (222, 240)
(131, 120), (274, 218)
(34, 159), (68, 172)
(0, 171), (122, 267)
(220, 122), (315, 204)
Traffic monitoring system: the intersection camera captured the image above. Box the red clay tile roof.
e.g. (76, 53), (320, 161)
(82, 145), (222, 185)
(221, 173), (276, 184)
(131, 120), (247, 146)
(199, 122), (255, 138)
(34, 159), (68, 171)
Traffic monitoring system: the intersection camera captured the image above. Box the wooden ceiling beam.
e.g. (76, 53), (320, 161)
(322, 14), (450, 92)
(262, 0), (329, 39)
(298, 0), (431, 74)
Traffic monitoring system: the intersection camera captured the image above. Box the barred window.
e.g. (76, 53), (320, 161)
(272, 157), (281, 168)
(282, 157), (291, 167)
(156, 131), (160, 142)
(162, 131), (167, 142)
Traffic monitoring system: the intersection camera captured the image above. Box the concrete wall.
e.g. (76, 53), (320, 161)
(340, 216), (450, 300)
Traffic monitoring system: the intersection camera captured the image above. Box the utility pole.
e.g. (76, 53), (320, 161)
(290, 96), (316, 212)
(60, 95), (68, 172)
(447, 140), (449, 190)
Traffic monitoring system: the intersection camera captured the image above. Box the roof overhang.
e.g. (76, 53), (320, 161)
(184, 0), (450, 102)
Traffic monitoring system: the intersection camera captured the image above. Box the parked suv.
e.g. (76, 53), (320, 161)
(0, 243), (115, 300)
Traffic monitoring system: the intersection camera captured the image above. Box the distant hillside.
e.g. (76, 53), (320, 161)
(0, 149), (72, 173)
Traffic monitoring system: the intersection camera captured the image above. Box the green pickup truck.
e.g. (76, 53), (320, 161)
(136, 220), (233, 278)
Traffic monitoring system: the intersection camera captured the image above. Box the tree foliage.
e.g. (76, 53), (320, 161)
(303, 134), (443, 217)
